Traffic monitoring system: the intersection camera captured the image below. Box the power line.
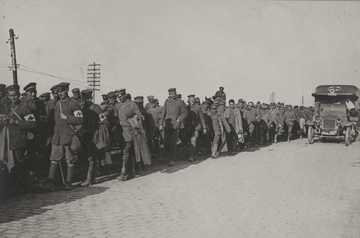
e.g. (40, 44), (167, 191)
(17, 68), (87, 88)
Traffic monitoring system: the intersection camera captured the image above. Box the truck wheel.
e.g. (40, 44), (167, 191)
(308, 127), (315, 144)
(345, 127), (351, 146)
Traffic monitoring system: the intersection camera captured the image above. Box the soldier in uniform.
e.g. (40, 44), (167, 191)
(0, 85), (37, 195)
(80, 89), (110, 186)
(71, 88), (84, 109)
(224, 99), (243, 155)
(134, 96), (155, 154)
(100, 94), (109, 106)
(298, 106), (307, 138)
(145, 95), (154, 110)
(22, 83), (47, 177)
(40, 83), (84, 191)
(259, 104), (270, 144)
(213, 86), (226, 114)
(147, 98), (163, 158)
(114, 89), (144, 181)
(186, 95), (207, 161)
(39, 92), (50, 105)
(159, 88), (188, 166)
(244, 101), (260, 146)
(208, 104), (231, 159)
(176, 94), (188, 151)
(194, 97), (201, 106)
(284, 105), (296, 142)
(105, 91), (121, 148)
(199, 102), (212, 155)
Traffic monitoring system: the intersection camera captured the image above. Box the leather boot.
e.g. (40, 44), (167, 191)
(81, 158), (95, 187)
(39, 162), (57, 192)
(211, 143), (219, 159)
(64, 165), (75, 191)
(189, 137), (196, 162)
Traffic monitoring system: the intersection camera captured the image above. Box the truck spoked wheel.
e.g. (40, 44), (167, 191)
(345, 127), (351, 146)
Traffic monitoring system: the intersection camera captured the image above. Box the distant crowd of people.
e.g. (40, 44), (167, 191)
(0, 82), (316, 199)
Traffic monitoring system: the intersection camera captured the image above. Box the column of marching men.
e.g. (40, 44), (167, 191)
(0, 83), (317, 198)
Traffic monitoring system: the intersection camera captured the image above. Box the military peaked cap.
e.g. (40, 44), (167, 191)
(50, 84), (59, 92)
(187, 94), (195, 98)
(24, 82), (37, 92)
(168, 88), (176, 92)
(39, 92), (51, 98)
(72, 88), (80, 93)
(6, 85), (20, 94)
(107, 91), (115, 98)
(134, 96), (144, 100)
(147, 95), (154, 99)
(57, 82), (70, 91)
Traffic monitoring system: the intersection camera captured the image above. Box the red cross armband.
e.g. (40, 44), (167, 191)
(99, 113), (106, 122)
(74, 110), (83, 117)
(24, 114), (36, 121)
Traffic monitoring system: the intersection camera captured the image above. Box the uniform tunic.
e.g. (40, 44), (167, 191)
(0, 100), (36, 171)
(51, 97), (84, 145)
(160, 98), (188, 130)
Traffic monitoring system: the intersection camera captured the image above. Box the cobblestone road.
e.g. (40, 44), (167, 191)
(1, 139), (360, 238)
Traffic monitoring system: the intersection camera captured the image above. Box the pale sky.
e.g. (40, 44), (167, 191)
(1, 0), (359, 106)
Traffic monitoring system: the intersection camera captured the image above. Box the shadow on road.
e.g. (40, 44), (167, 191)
(0, 186), (108, 223)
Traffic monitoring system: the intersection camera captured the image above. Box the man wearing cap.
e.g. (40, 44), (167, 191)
(284, 105), (296, 142)
(40, 83), (84, 191)
(134, 96), (155, 156)
(39, 92), (51, 106)
(80, 89), (110, 186)
(115, 89), (145, 181)
(147, 98), (163, 158)
(100, 94), (109, 106)
(0, 85), (37, 195)
(176, 94), (189, 151)
(224, 99), (243, 155)
(213, 87), (226, 114)
(22, 82), (47, 173)
(208, 104), (231, 159)
(145, 95), (154, 110)
(105, 91), (121, 148)
(298, 106), (307, 139)
(244, 101), (261, 146)
(186, 94), (207, 161)
(71, 88), (84, 109)
(159, 88), (188, 166)
(259, 104), (270, 144)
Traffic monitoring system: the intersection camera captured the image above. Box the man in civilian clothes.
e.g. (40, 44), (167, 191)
(159, 88), (188, 166)
(39, 82), (84, 191)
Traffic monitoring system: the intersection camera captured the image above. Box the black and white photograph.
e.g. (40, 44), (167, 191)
(0, 0), (360, 237)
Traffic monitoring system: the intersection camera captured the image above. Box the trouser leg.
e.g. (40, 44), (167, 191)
(120, 142), (134, 180)
(189, 130), (199, 161)
(169, 129), (178, 162)
(288, 125), (293, 141)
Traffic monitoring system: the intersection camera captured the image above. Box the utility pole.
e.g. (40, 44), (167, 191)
(7, 29), (19, 85)
(87, 62), (101, 102)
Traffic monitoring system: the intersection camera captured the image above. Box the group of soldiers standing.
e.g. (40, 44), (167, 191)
(0, 82), (316, 198)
